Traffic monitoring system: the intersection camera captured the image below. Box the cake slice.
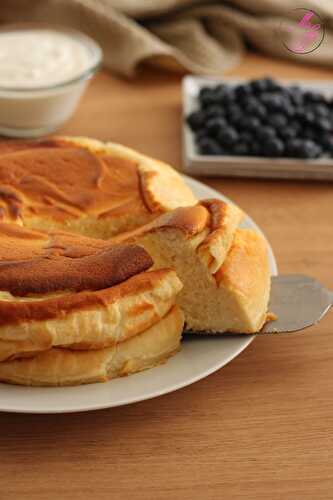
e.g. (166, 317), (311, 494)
(0, 222), (183, 362)
(112, 199), (271, 333)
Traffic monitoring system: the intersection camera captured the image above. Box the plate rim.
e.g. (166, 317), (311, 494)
(0, 177), (277, 414)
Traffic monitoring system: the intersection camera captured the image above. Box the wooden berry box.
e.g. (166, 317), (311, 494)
(182, 76), (333, 180)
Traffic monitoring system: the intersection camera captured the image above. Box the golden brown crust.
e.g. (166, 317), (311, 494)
(215, 229), (268, 288)
(214, 228), (271, 332)
(0, 268), (179, 326)
(0, 137), (197, 237)
(111, 203), (209, 244)
(0, 138), (148, 223)
(0, 222), (153, 296)
(148, 203), (209, 236)
(0, 305), (184, 386)
(196, 199), (243, 274)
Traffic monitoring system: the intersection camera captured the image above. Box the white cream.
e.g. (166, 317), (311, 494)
(0, 30), (92, 88)
(0, 26), (102, 137)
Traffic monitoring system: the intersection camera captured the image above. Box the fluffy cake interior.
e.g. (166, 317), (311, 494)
(120, 227), (271, 333)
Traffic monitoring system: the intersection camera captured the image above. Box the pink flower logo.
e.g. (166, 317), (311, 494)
(279, 8), (325, 54)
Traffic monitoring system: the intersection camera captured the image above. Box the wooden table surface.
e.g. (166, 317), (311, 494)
(1, 54), (333, 500)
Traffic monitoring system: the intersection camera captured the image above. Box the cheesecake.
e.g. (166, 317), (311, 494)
(0, 137), (272, 387)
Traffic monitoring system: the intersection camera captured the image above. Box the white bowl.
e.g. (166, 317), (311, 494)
(0, 24), (102, 138)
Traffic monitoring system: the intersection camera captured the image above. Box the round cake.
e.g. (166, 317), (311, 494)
(0, 137), (271, 386)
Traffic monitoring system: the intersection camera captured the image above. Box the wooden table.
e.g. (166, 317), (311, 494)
(1, 54), (333, 500)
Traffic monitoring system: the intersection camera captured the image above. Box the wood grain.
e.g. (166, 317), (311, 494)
(1, 53), (333, 500)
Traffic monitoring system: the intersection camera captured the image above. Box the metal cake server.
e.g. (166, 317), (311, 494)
(185, 274), (333, 336)
(260, 274), (332, 334)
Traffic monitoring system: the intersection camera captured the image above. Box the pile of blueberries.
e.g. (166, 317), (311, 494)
(186, 77), (333, 159)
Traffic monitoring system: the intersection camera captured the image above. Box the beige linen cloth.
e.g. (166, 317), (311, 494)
(0, 0), (332, 77)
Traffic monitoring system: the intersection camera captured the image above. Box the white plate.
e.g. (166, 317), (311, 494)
(183, 76), (333, 180)
(0, 177), (277, 414)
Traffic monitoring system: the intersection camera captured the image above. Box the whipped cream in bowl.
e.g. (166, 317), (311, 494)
(0, 24), (102, 137)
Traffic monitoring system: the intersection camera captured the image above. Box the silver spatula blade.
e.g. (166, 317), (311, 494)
(184, 274), (332, 336)
(261, 274), (332, 334)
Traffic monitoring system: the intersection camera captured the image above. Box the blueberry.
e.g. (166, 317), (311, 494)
(225, 103), (243, 125)
(294, 108), (308, 122)
(311, 103), (330, 118)
(217, 87), (236, 105)
(197, 137), (223, 155)
(262, 137), (285, 157)
(285, 138), (322, 158)
(235, 84), (252, 100)
(250, 78), (269, 94)
(302, 127), (317, 141)
(303, 140), (322, 158)
(260, 93), (286, 111)
(289, 120), (302, 135)
(239, 131), (253, 143)
(232, 142), (250, 155)
(279, 87), (294, 101)
(253, 102), (267, 119)
(187, 110), (205, 131)
(225, 103), (242, 116)
(195, 129), (209, 143)
(279, 127), (297, 141)
(228, 112), (243, 128)
(288, 86), (304, 106)
(304, 91), (324, 104)
(267, 113), (288, 128)
(303, 110), (316, 124)
(243, 95), (258, 108)
(217, 127), (239, 147)
(249, 77), (280, 94)
(205, 117), (228, 137)
(317, 118), (332, 132)
(200, 90), (220, 107)
(205, 105), (224, 120)
(283, 104), (296, 118)
(238, 116), (261, 132)
(243, 97), (261, 115)
(261, 92), (276, 103)
(199, 86), (211, 101)
(257, 127), (276, 141)
(262, 77), (282, 92)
